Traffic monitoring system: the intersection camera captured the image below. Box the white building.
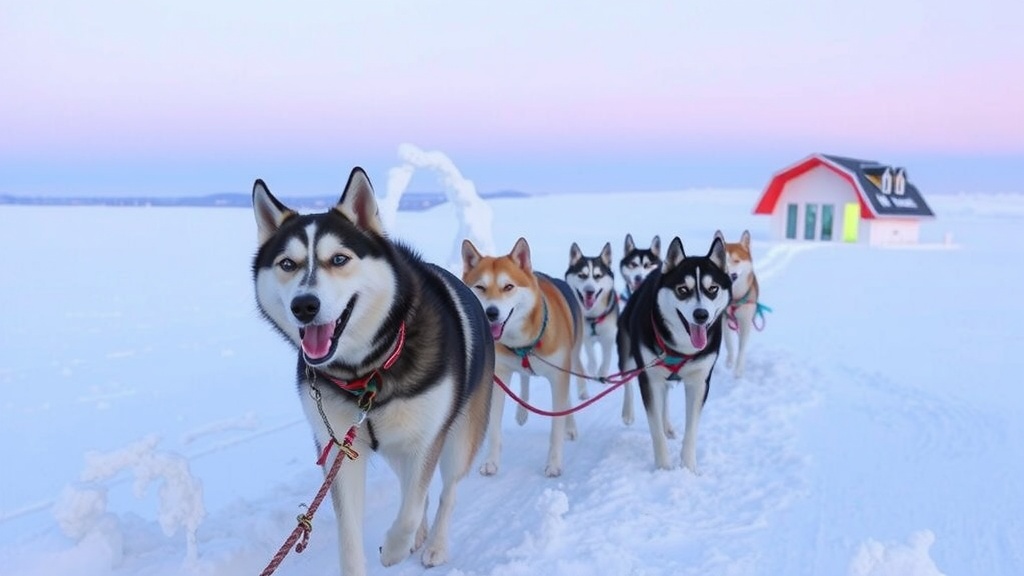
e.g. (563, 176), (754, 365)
(753, 154), (934, 246)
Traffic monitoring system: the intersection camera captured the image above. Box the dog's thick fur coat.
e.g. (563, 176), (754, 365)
(462, 237), (584, 477)
(252, 168), (493, 576)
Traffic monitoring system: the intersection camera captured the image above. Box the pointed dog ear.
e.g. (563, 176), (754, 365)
(741, 229), (751, 249)
(664, 237), (686, 271)
(600, 242), (613, 267)
(650, 235), (661, 258)
(461, 239), (482, 277)
(336, 167), (384, 235)
(510, 237), (533, 273)
(569, 242), (583, 266)
(708, 236), (727, 270)
(252, 179), (295, 246)
(713, 229), (726, 244)
(623, 233), (635, 254)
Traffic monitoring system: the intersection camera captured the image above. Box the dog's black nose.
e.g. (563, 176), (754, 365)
(693, 308), (710, 324)
(731, 272), (738, 281)
(485, 306), (500, 322)
(291, 294), (321, 324)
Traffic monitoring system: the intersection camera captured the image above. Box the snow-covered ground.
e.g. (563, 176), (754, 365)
(1, 188), (1021, 576)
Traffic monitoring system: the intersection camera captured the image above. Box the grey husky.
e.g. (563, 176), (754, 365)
(251, 168), (494, 576)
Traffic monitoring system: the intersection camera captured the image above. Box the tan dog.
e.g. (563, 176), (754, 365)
(462, 237), (584, 477)
(716, 230), (760, 378)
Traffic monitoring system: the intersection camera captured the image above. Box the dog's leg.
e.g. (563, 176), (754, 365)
(578, 339), (594, 400)
(723, 319), (736, 369)
(662, 394), (676, 439)
(516, 374), (530, 426)
(381, 441), (442, 567)
(597, 335), (613, 389)
(621, 381), (635, 426)
(544, 368), (572, 477)
(640, 374), (672, 470)
(416, 496), (429, 551)
(420, 436), (460, 567)
(680, 374), (708, 474)
(481, 364), (511, 476)
(734, 307), (753, 379)
(328, 446), (369, 576)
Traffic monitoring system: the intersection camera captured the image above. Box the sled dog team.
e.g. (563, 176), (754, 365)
(251, 168), (766, 576)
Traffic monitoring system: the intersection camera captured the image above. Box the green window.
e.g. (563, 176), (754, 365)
(785, 204), (798, 239)
(804, 203), (818, 240)
(821, 204), (834, 241)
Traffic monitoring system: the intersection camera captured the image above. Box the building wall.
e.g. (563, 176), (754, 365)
(769, 165), (860, 242)
(868, 219), (920, 246)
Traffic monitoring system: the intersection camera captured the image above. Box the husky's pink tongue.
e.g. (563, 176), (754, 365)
(301, 323), (334, 359)
(584, 293), (597, 309)
(490, 322), (504, 340)
(689, 324), (708, 350)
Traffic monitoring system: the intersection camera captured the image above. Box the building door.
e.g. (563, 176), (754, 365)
(843, 203), (860, 242)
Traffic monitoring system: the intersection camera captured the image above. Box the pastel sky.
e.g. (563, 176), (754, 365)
(2, 0), (1022, 196)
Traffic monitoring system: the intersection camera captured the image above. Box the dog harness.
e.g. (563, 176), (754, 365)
(505, 301), (548, 373)
(650, 317), (693, 381)
(587, 292), (619, 336)
(727, 287), (772, 331)
(318, 321), (407, 405)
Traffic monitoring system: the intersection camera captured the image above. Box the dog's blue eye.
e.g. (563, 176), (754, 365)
(279, 258), (297, 272)
(331, 254), (350, 267)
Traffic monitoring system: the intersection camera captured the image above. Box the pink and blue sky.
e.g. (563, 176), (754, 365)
(2, 0), (1022, 196)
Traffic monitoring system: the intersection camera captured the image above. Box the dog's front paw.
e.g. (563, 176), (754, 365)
(479, 461), (499, 476)
(420, 543), (448, 568)
(544, 463), (563, 477)
(664, 424), (677, 439)
(577, 387), (590, 401)
(380, 530), (414, 567)
(622, 409), (634, 427)
(515, 405), (528, 426)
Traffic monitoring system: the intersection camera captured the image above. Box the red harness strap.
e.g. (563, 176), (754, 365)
(320, 322), (407, 396)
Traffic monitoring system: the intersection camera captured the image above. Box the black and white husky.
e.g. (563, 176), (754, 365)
(251, 168), (494, 576)
(619, 233), (662, 303)
(564, 242), (618, 401)
(618, 233), (665, 429)
(616, 236), (732, 472)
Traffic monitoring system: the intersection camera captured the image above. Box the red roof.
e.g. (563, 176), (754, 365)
(753, 155), (876, 219)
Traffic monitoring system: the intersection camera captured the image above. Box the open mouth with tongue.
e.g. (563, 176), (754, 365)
(489, 307), (514, 341)
(299, 296), (357, 365)
(677, 309), (708, 350)
(576, 289), (599, 310)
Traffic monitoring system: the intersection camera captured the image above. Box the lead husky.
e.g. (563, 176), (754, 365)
(616, 236), (732, 471)
(564, 241), (618, 402)
(717, 230), (760, 379)
(251, 168), (494, 576)
(462, 237), (584, 477)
